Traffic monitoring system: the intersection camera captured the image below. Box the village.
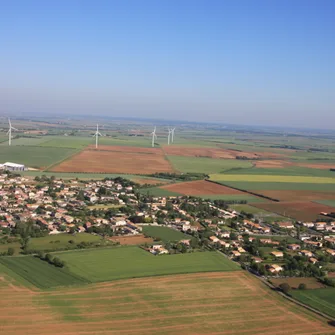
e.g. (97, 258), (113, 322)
(0, 172), (335, 284)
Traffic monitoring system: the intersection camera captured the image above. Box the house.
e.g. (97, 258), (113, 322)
(315, 222), (327, 231)
(305, 240), (323, 248)
(287, 244), (300, 251)
(260, 239), (280, 246)
(325, 249), (335, 256)
(271, 251), (283, 258)
(231, 250), (241, 258)
(302, 222), (315, 228)
(209, 236), (219, 243)
(237, 247), (246, 253)
(252, 257), (263, 263)
(309, 257), (318, 264)
(180, 239), (190, 246)
(300, 250), (313, 257)
(268, 264), (283, 273)
(276, 222), (294, 229)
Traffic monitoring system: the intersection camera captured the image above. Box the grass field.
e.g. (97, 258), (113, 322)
(0, 146), (76, 169)
(40, 136), (92, 148)
(215, 181), (335, 191)
(250, 235), (299, 243)
(315, 200), (335, 207)
(56, 247), (240, 283)
(142, 226), (191, 242)
(0, 234), (102, 255)
(210, 174), (335, 184)
(291, 288), (335, 318)
(167, 155), (253, 174)
(0, 270), (332, 335)
(271, 277), (325, 290)
(0, 257), (88, 288)
(139, 186), (182, 197)
(0, 137), (49, 146)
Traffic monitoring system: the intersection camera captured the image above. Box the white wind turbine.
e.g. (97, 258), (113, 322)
(93, 124), (103, 149)
(7, 118), (18, 146)
(171, 127), (176, 143)
(150, 126), (157, 148)
(167, 128), (173, 145)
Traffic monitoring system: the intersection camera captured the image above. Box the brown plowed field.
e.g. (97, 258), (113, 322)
(253, 201), (334, 221)
(253, 190), (335, 202)
(297, 163), (335, 170)
(163, 146), (259, 159)
(0, 271), (332, 335)
(51, 147), (174, 174)
(109, 234), (154, 245)
(254, 160), (293, 168)
(161, 180), (246, 196)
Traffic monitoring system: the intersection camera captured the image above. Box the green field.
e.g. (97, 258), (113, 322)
(215, 181), (335, 191)
(0, 234), (102, 255)
(291, 288), (335, 318)
(200, 194), (266, 202)
(228, 166), (335, 178)
(0, 146), (76, 168)
(57, 247), (239, 283)
(139, 186), (181, 197)
(250, 235), (299, 243)
(168, 156), (253, 174)
(0, 137), (49, 146)
(28, 233), (102, 251)
(0, 257), (88, 288)
(315, 200), (335, 207)
(40, 136), (92, 149)
(210, 174), (335, 184)
(142, 226), (191, 242)
(230, 204), (284, 216)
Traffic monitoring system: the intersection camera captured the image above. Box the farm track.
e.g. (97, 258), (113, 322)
(0, 271), (333, 335)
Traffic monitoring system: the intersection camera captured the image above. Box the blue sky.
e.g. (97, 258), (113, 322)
(1, 0), (334, 128)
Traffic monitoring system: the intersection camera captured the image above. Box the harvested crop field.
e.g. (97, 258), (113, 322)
(252, 190), (335, 202)
(109, 234), (154, 245)
(163, 145), (259, 159)
(161, 180), (245, 196)
(131, 177), (170, 185)
(0, 271), (333, 335)
(253, 201), (334, 221)
(254, 160), (292, 168)
(51, 147), (174, 174)
(271, 277), (326, 290)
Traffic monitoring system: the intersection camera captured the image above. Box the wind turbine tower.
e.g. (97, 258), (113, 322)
(167, 128), (172, 145)
(150, 126), (157, 148)
(93, 124), (103, 149)
(171, 128), (176, 143)
(7, 118), (18, 146)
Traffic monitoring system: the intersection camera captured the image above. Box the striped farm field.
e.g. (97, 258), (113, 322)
(0, 271), (333, 335)
(210, 174), (335, 184)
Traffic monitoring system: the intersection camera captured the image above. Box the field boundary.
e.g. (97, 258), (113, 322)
(44, 147), (83, 172)
(205, 179), (279, 202)
(259, 276), (334, 322)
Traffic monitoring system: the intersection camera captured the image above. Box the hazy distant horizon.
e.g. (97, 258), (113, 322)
(1, 1), (334, 129)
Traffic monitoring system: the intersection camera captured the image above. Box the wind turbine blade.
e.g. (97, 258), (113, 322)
(11, 127), (19, 131)
(8, 118), (11, 127)
(98, 132), (103, 136)
(6, 130), (10, 135)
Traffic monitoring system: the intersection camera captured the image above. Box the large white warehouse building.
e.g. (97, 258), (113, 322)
(0, 162), (26, 171)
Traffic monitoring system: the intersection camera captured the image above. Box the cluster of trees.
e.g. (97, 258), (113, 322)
(278, 282), (307, 294)
(148, 172), (208, 181)
(36, 252), (65, 268)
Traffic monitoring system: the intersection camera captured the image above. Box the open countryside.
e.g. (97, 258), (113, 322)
(0, 271), (333, 335)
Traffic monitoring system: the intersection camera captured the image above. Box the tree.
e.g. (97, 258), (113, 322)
(298, 283), (307, 290)
(279, 283), (291, 294)
(7, 247), (14, 256)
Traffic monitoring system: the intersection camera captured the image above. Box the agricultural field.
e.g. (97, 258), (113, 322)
(56, 247), (239, 283)
(271, 277), (326, 290)
(51, 146), (174, 174)
(251, 190), (335, 202)
(139, 186), (181, 197)
(0, 146), (76, 169)
(0, 137), (49, 146)
(109, 234), (154, 245)
(167, 155), (252, 174)
(291, 288), (335, 318)
(315, 199), (335, 207)
(0, 234), (102, 255)
(0, 270), (333, 335)
(142, 226), (191, 242)
(0, 257), (88, 288)
(210, 174), (335, 184)
(253, 201), (334, 221)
